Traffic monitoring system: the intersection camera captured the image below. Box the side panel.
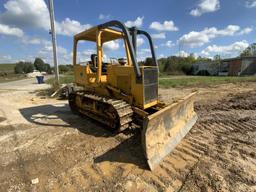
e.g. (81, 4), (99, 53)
(107, 65), (144, 107)
(107, 65), (159, 109)
(117, 75), (131, 94)
(74, 64), (107, 87)
(74, 65), (90, 85)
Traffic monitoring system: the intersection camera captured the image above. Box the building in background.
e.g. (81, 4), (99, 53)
(191, 61), (220, 76)
(221, 56), (256, 76)
(192, 56), (256, 76)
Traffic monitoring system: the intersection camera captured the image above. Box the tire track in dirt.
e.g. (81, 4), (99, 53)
(175, 91), (256, 192)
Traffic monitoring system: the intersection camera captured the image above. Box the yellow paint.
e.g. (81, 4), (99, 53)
(72, 25), (159, 109)
(96, 30), (103, 83)
(72, 24), (197, 170)
(144, 100), (158, 109)
(124, 40), (132, 66)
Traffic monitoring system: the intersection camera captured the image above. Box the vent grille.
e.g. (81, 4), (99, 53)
(143, 68), (158, 104)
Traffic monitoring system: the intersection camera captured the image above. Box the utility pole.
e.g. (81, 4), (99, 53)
(48, 0), (59, 84)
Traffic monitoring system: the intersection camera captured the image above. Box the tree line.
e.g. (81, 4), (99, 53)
(13, 43), (256, 75)
(140, 55), (213, 75)
(240, 43), (256, 57)
(14, 57), (74, 74)
(140, 43), (256, 75)
(14, 58), (51, 74)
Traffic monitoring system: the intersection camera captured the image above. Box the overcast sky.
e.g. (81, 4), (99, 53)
(0, 0), (256, 64)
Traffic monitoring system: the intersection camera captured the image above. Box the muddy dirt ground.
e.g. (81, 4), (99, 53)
(0, 82), (255, 192)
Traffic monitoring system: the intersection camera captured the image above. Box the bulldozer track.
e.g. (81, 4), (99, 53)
(69, 91), (133, 132)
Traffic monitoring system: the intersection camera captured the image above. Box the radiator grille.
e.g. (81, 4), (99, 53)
(143, 68), (158, 104)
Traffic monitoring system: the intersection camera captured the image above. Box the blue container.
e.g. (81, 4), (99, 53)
(36, 76), (44, 84)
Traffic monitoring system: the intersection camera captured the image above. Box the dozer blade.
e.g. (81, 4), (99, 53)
(142, 92), (198, 170)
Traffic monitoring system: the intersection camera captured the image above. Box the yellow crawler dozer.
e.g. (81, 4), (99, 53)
(68, 20), (197, 170)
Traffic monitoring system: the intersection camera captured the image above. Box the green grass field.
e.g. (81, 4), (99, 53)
(0, 63), (27, 83)
(46, 73), (256, 89)
(45, 74), (74, 85)
(159, 76), (256, 88)
(0, 63), (16, 73)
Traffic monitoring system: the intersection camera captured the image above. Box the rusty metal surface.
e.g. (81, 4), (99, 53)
(141, 92), (197, 170)
(228, 59), (242, 76)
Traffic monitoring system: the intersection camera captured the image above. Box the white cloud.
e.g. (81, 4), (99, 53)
(103, 40), (120, 50)
(140, 48), (151, 53)
(161, 40), (175, 48)
(176, 50), (189, 57)
(200, 50), (210, 57)
(158, 54), (165, 58)
(245, 0), (256, 8)
(21, 36), (50, 45)
(238, 27), (253, 35)
(179, 25), (250, 48)
(137, 37), (144, 47)
(76, 49), (95, 63)
(81, 49), (95, 57)
(38, 44), (71, 64)
(125, 17), (144, 28)
(24, 38), (42, 45)
(0, 0), (50, 30)
(216, 25), (240, 36)
(179, 31), (209, 47)
(149, 21), (178, 31)
(201, 40), (249, 56)
(151, 33), (166, 39)
(0, 55), (13, 63)
(38, 45), (52, 55)
(99, 14), (111, 20)
(41, 44), (67, 55)
(0, 0), (91, 36)
(137, 48), (152, 61)
(58, 46), (68, 55)
(190, 0), (220, 17)
(56, 18), (91, 36)
(0, 23), (24, 37)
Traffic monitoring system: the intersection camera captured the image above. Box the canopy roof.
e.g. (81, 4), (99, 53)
(74, 26), (124, 43)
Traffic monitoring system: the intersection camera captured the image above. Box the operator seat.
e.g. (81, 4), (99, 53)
(90, 54), (107, 73)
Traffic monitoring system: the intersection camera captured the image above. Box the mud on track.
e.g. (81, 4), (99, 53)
(0, 89), (256, 191)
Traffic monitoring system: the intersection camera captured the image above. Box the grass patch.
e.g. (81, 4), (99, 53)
(159, 76), (256, 88)
(45, 74), (74, 85)
(0, 63), (16, 73)
(0, 63), (28, 83)
(46, 73), (256, 90)
(44, 74), (74, 96)
(0, 74), (27, 83)
(0, 63), (26, 83)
